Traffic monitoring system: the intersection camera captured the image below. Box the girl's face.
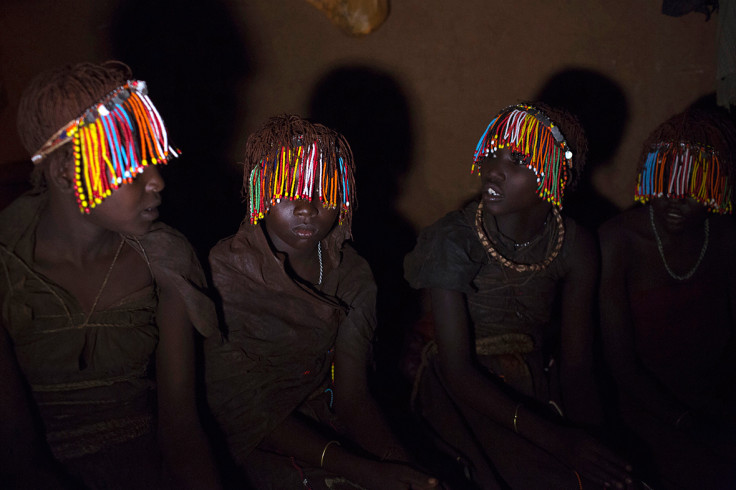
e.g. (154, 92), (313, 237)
(480, 146), (543, 215)
(86, 166), (165, 237)
(264, 196), (339, 256)
(651, 196), (709, 234)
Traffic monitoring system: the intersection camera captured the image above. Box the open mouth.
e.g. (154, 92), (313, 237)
(292, 224), (317, 238)
(141, 206), (160, 220)
(484, 185), (503, 200)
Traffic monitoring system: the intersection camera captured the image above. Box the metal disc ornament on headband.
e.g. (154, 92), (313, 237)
(31, 80), (179, 214)
(472, 104), (573, 207)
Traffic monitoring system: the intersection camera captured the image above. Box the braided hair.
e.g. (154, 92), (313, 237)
(17, 61), (132, 190)
(243, 114), (357, 231)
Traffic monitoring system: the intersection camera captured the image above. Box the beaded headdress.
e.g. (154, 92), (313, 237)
(244, 114), (356, 227)
(472, 104), (574, 207)
(31, 80), (179, 214)
(634, 109), (734, 214)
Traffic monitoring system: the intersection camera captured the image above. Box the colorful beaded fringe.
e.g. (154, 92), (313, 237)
(635, 142), (732, 214)
(471, 105), (572, 207)
(31, 80), (179, 214)
(247, 141), (353, 225)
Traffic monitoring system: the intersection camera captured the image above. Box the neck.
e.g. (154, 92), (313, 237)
(36, 190), (120, 265)
(486, 202), (553, 244)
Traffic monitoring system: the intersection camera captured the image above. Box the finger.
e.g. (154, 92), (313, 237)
(591, 445), (633, 473)
(400, 471), (439, 489)
(586, 458), (633, 489)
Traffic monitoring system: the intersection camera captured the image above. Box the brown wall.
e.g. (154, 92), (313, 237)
(0, 0), (717, 233)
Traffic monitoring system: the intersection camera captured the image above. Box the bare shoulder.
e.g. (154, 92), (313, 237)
(598, 206), (648, 251)
(709, 215), (736, 266)
(710, 215), (736, 239)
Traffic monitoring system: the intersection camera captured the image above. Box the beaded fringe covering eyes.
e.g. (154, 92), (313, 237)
(635, 142), (732, 214)
(472, 104), (573, 207)
(247, 141), (352, 225)
(31, 80), (179, 214)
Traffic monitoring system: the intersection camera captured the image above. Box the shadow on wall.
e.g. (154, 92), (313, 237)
(0, 74), (33, 210)
(535, 68), (629, 230)
(110, 0), (253, 262)
(308, 65), (419, 396)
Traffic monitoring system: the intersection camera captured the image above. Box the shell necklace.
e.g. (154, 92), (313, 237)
(475, 202), (564, 273)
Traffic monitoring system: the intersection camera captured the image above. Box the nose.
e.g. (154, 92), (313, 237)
(481, 157), (505, 181)
(294, 198), (318, 217)
(142, 166), (165, 193)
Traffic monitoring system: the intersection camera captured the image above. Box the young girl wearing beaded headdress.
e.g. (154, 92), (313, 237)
(0, 62), (221, 489)
(404, 102), (634, 489)
(599, 106), (736, 489)
(204, 114), (438, 490)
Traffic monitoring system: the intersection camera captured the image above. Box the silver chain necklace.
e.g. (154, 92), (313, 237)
(649, 206), (709, 281)
(317, 241), (323, 285)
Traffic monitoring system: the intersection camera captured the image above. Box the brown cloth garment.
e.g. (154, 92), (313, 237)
(404, 200), (588, 489)
(0, 191), (217, 489)
(205, 220), (376, 487)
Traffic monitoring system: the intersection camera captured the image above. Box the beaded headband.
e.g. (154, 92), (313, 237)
(635, 141), (732, 214)
(472, 104), (573, 207)
(246, 136), (355, 225)
(31, 80), (179, 214)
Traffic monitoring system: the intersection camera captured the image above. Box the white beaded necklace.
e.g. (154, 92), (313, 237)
(317, 241), (323, 286)
(649, 206), (709, 281)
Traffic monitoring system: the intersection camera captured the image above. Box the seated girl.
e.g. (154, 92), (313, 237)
(404, 103), (633, 489)
(599, 107), (736, 489)
(0, 62), (221, 489)
(204, 114), (438, 489)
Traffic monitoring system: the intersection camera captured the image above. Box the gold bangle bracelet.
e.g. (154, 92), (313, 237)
(513, 403), (522, 434)
(320, 440), (341, 468)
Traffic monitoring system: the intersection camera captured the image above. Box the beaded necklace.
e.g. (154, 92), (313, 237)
(474, 202), (564, 273)
(649, 206), (709, 281)
(317, 241), (323, 285)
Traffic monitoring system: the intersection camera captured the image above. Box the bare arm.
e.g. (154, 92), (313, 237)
(598, 223), (691, 426)
(559, 226), (603, 426)
(0, 323), (76, 489)
(261, 412), (438, 489)
(155, 277), (221, 490)
(431, 287), (632, 487)
(333, 346), (409, 460)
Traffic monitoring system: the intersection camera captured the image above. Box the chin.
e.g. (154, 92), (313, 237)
(121, 221), (156, 237)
